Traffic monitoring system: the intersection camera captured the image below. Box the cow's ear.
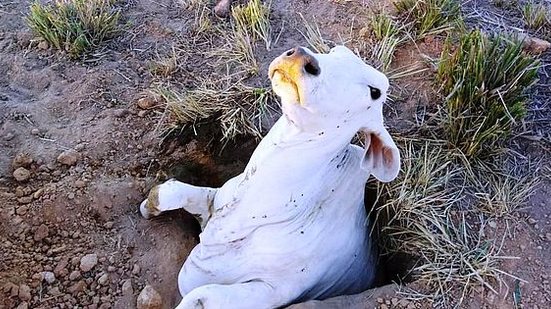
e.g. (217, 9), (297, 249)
(360, 127), (400, 182)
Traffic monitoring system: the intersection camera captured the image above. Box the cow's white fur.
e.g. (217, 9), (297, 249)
(140, 46), (400, 309)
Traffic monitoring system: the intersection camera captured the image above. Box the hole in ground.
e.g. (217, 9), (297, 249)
(364, 185), (416, 288)
(157, 122), (416, 296)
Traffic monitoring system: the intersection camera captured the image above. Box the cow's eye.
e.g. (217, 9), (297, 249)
(369, 86), (381, 100)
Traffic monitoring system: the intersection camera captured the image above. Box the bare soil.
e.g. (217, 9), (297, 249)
(1, 1), (550, 309)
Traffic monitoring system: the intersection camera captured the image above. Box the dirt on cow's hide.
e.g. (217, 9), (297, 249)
(1, 1), (550, 309)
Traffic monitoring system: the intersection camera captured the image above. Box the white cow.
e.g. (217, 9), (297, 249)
(140, 46), (400, 309)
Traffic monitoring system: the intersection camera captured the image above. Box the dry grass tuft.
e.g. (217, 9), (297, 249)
(298, 13), (332, 53)
(209, 0), (272, 75)
(232, 0), (272, 49)
(157, 82), (277, 142)
(436, 30), (540, 158)
(373, 139), (526, 306)
(26, 0), (120, 58)
(393, 0), (462, 38)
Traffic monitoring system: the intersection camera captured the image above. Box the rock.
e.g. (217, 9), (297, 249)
(528, 218), (537, 225)
(4, 132), (15, 141)
(288, 284), (399, 309)
(5, 282), (19, 297)
(99, 303), (111, 309)
(98, 273), (109, 285)
(136, 285), (162, 309)
(18, 284), (31, 301)
(13, 167), (31, 182)
(488, 221), (497, 229)
(523, 36), (551, 54)
(13, 153), (33, 168)
(34, 224), (49, 241)
(113, 109), (129, 118)
(38, 40), (49, 50)
(69, 270), (81, 281)
(17, 196), (33, 204)
(57, 149), (80, 166)
(33, 188), (44, 199)
(121, 279), (133, 296)
(214, 0), (231, 17)
(54, 258), (69, 277)
(31, 128), (40, 135)
(42, 271), (56, 284)
(75, 180), (86, 188)
(80, 254), (98, 272)
(107, 266), (116, 272)
(132, 264), (141, 275)
(137, 110), (148, 118)
(137, 97), (156, 109)
(16, 205), (29, 215)
(15, 302), (29, 309)
(48, 286), (61, 296)
(69, 280), (87, 294)
(546, 233), (551, 241)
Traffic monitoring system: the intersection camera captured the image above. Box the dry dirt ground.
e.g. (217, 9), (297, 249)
(0, 1), (550, 309)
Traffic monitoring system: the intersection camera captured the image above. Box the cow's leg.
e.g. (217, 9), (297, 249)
(214, 0), (232, 17)
(140, 179), (217, 228)
(175, 281), (288, 309)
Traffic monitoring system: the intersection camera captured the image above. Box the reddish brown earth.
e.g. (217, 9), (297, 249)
(1, 1), (549, 309)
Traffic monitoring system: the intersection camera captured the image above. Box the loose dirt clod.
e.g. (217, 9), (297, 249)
(137, 97), (156, 109)
(57, 149), (80, 166)
(98, 273), (109, 285)
(12, 153), (33, 168)
(69, 270), (81, 281)
(18, 284), (31, 301)
(33, 224), (49, 241)
(136, 285), (162, 309)
(13, 167), (31, 182)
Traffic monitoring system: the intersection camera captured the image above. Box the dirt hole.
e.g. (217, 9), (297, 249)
(158, 124), (415, 294)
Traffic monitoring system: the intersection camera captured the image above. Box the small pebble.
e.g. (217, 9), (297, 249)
(57, 149), (80, 166)
(80, 254), (98, 272)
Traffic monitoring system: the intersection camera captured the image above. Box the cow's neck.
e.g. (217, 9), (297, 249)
(248, 115), (356, 170)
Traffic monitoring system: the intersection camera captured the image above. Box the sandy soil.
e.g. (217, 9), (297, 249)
(1, 1), (549, 309)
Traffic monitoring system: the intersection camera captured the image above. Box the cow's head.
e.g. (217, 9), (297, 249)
(269, 45), (400, 182)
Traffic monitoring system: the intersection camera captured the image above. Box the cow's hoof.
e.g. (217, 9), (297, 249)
(140, 186), (162, 219)
(140, 199), (152, 219)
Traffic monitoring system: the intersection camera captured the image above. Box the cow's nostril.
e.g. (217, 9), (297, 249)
(304, 61), (320, 76)
(286, 48), (295, 57)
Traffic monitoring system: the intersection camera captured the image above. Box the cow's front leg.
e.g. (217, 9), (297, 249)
(140, 179), (217, 229)
(176, 281), (288, 309)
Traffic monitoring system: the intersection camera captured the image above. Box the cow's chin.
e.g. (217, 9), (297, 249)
(271, 70), (302, 106)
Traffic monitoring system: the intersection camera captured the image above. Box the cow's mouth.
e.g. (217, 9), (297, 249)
(270, 68), (302, 105)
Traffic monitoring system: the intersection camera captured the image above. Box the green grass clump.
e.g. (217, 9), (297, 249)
(522, 2), (550, 30)
(436, 30), (539, 157)
(368, 13), (407, 72)
(26, 0), (120, 58)
(393, 0), (462, 37)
